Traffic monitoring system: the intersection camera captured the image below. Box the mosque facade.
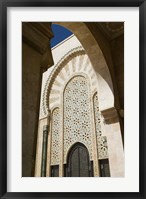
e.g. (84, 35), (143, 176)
(34, 23), (124, 177)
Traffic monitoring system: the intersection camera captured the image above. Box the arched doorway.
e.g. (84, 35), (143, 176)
(34, 23), (124, 178)
(64, 143), (93, 177)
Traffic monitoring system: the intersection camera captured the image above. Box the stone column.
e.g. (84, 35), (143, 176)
(59, 101), (64, 177)
(22, 22), (54, 177)
(46, 111), (52, 177)
(41, 125), (49, 177)
(34, 116), (51, 177)
(101, 107), (124, 177)
(91, 94), (100, 177)
(41, 110), (51, 177)
(92, 130), (100, 177)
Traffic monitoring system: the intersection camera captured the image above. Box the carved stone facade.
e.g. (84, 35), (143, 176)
(51, 108), (60, 165)
(93, 93), (108, 160)
(35, 29), (124, 177)
(64, 76), (93, 163)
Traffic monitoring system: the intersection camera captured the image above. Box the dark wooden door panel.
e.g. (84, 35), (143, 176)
(65, 143), (92, 177)
(79, 147), (89, 177)
(70, 147), (79, 177)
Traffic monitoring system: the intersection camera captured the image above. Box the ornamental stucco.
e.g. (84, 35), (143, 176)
(93, 93), (108, 159)
(51, 108), (60, 165)
(41, 46), (85, 118)
(63, 76), (93, 163)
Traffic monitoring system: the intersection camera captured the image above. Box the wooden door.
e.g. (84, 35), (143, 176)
(65, 143), (93, 177)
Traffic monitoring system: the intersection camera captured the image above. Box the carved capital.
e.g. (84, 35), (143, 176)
(43, 125), (49, 132)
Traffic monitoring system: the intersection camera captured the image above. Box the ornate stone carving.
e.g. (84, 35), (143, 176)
(106, 22), (124, 33)
(93, 93), (108, 159)
(51, 108), (60, 165)
(41, 46), (85, 117)
(64, 76), (92, 163)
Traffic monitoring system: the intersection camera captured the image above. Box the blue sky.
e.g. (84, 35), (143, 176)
(50, 24), (73, 48)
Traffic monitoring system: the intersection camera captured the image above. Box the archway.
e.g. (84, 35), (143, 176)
(52, 22), (115, 111)
(35, 23), (124, 178)
(64, 143), (93, 177)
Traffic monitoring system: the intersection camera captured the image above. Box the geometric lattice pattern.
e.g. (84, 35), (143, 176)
(93, 93), (108, 159)
(51, 108), (60, 165)
(64, 76), (92, 163)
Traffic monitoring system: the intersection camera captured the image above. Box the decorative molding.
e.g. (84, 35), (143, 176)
(63, 76), (92, 163)
(97, 22), (124, 40)
(106, 22), (124, 33)
(40, 49), (99, 119)
(51, 108), (60, 166)
(93, 92), (108, 159)
(41, 46), (85, 117)
(43, 125), (49, 132)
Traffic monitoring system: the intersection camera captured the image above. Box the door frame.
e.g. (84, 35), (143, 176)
(64, 142), (93, 177)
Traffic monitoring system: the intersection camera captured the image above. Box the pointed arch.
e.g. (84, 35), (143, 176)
(53, 22), (114, 111)
(65, 142), (93, 177)
(63, 75), (93, 163)
(51, 107), (60, 165)
(40, 24), (114, 118)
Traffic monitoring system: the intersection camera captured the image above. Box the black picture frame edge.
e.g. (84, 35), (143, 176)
(140, 1), (146, 199)
(0, 1), (7, 199)
(0, 0), (145, 7)
(0, 0), (146, 198)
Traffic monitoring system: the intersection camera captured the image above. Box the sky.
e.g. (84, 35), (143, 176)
(50, 24), (73, 48)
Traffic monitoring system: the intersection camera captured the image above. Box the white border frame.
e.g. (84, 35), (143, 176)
(7, 7), (139, 192)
